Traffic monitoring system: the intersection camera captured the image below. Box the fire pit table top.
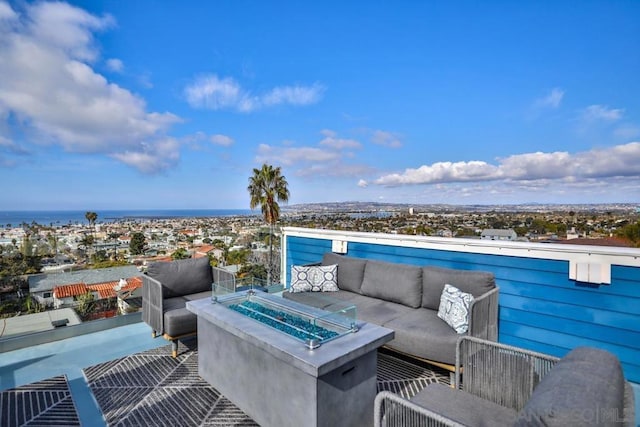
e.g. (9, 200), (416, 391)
(187, 291), (394, 377)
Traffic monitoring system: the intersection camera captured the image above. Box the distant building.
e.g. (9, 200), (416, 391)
(481, 229), (518, 241)
(52, 277), (142, 309)
(0, 308), (81, 338)
(28, 265), (140, 306)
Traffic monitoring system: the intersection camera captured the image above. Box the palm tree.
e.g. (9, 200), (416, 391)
(84, 211), (98, 263)
(85, 211), (98, 229)
(247, 164), (290, 284)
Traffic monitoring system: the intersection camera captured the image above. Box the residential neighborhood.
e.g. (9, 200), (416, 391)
(1, 203), (639, 339)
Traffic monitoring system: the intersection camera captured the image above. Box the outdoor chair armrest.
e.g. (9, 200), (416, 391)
(623, 382), (636, 427)
(467, 286), (499, 341)
(142, 274), (165, 335)
(454, 336), (560, 411)
(374, 391), (464, 427)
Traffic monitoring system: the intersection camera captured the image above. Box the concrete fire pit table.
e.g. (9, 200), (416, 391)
(186, 291), (394, 427)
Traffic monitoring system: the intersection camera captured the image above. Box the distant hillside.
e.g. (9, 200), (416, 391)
(284, 202), (639, 214)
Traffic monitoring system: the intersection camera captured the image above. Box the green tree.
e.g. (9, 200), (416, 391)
(129, 232), (146, 255)
(226, 248), (250, 266)
(238, 263), (267, 281)
(78, 234), (95, 250)
(617, 221), (640, 247)
(247, 164), (290, 284)
(75, 291), (96, 320)
(171, 248), (191, 260)
(24, 294), (45, 314)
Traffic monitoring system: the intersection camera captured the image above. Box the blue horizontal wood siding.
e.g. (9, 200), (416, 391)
(285, 235), (640, 383)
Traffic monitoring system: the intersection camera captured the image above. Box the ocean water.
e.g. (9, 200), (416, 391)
(0, 209), (256, 227)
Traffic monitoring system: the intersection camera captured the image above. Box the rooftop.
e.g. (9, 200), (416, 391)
(1, 227), (639, 425)
(0, 317), (450, 426)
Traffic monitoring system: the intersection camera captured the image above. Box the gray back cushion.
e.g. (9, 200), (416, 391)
(361, 260), (423, 308)
(322, 252), (367, 293)
(515, 346), (625, 427)
(422, 266), (495, 310)
(147, 257), (213, 298)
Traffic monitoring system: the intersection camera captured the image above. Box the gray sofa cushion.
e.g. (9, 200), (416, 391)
(283, 289), (359, 310)
(361, 260), (423, 308)
(410, 383), (517, 427)
(322, 253), (367, 293)
(422, 266), (495, 310)
(383, 309), (459, 364)
(345, 294), (415, 325)
(147, 257), (213, 298)
(515, 346), (625, 427)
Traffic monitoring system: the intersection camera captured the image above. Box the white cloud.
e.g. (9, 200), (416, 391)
(582, 105), (624, 122)
(0, 2), (181, 173)
(184, 74), (324, 112)
(614, 125), (640, 139)
(106, 58), (124, 73)
(374, 161), (499, 186)
(0, 135), (29, 155)
(210, 134), (234, 146)
(319, 134), (361, 150)
(262, 83), (325, 106)
(111, 137), (180, 174)
(369, 142), (640, 187)
(184, 75), (248, 111)
(371, 130), (402, 148)
(0, 1), (18, 21)
(256, 144), (339, 166)
(255, 131), (372, 178)
(358, 179), (368, 187)
(534, 88), (564, 109)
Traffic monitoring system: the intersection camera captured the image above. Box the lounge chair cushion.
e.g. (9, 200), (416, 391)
(162, 297), (197, 337)
(322, 252), (367, 293)
(422, 266), (495, 310)
(147, 257), (213, 298)
(410, 383), (517, 427)
(361, 260), (423, 308)
(515, 346), (626, 427)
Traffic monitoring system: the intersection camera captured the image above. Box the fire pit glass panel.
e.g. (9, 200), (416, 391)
(213, 290), (357, 348)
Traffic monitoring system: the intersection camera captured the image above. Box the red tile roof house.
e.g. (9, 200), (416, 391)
(194, 245), (223, 259)
(53, 277), (142, 319)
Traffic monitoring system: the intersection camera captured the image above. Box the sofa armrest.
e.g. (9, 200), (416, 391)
(142, 274), (165, 336)
(454, 336), (560, 411)
(467, 286), (499, 341)
(374, 391), (464, 427)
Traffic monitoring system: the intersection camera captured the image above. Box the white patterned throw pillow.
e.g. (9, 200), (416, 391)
(290, 265), (339, 293)
(437, 284), (475, 334)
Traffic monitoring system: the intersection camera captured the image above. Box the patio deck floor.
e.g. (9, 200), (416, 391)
(0, 322), (450, 426)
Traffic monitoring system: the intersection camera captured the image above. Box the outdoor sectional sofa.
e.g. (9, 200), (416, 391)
(283, 252), (499, 368)
(142, 257), (235, 357)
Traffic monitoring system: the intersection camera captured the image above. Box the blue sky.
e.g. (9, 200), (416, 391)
(1, 1), (639, 210)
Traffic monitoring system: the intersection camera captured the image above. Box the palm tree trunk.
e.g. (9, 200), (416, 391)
(268, 223), (273, 285)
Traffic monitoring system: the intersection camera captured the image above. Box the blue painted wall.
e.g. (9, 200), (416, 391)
(285, 235), (640, 383)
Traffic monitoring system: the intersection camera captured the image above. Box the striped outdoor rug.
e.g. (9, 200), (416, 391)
(0, 375), (80, 426)
(84, 339), (449, 426)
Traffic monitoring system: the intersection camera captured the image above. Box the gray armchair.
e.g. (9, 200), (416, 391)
(142, 257), (235, 357)
(375, 336), (635, 426)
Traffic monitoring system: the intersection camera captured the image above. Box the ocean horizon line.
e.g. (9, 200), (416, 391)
(0, 209), (257, 227)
